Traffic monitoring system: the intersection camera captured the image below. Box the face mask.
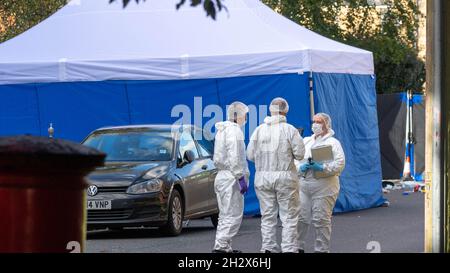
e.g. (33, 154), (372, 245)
(312, 123), (323, 135)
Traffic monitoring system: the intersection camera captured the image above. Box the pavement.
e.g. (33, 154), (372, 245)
(86, 189), (424, 253)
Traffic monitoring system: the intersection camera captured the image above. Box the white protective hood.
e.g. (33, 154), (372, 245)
(0, 0), (374, 85)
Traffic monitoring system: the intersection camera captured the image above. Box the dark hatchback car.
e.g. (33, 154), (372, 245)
(82, 125), (219, 236)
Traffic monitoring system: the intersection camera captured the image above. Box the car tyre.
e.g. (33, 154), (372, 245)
(210, 213), (219, 228)
(159, 189), (184, 236)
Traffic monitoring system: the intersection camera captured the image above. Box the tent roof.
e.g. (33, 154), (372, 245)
(0, 0), (374, 85)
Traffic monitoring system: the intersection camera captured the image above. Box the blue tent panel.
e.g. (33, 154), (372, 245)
(217, 73), (311, 137)
(399, 92), (424, 105)
(0, 72), (385, 214)
(0, 73), (313, 215)
(35, 81), (130, 141)
(313, 73), (386, 212)
(126, 79), (220, 127)
(0, 84), (40, 136)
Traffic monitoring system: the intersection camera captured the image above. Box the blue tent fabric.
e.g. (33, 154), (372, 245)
(0, 0), (382, 217)
(0, 72), (383, 214)
(0, 73), (312, 215)
(0, 74), (312, 141)
(217, 73), (312, 137)
(36, 82), (131, 141)
(127, 79), (219, 125)
(313, 73), (386, 212)
(399, 92), (424, 105)
(0, 83), (41, 136)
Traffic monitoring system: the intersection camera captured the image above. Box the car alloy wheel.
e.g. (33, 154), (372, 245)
(159, 189), (184, 236)
(172, 195), (182, 230)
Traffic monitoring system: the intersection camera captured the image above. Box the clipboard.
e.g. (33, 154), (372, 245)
(310, 145), (333, 178)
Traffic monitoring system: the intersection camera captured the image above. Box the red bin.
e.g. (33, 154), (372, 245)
(0, 136), (105, 253)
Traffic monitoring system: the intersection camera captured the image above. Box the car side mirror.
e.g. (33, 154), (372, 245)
(183, 150), (196, 164)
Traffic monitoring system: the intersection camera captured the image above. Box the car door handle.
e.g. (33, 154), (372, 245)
(201, 165), (208, 170)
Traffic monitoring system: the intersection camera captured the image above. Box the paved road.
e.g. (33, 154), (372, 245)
(86, 189), (424, 253)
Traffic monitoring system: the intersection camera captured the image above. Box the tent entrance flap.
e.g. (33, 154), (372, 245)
(313, 73), (385, 212)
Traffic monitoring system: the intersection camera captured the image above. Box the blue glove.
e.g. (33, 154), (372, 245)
(238, 176), (248, 194)
(300, 163), (311, 173)
(310, 161), (324, 172)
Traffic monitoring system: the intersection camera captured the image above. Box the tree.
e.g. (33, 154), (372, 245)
(109, 0), (225, 20)
(262, 0), (425, 94)
(264, 0), (346, 40)
(0, 0), (67, 43)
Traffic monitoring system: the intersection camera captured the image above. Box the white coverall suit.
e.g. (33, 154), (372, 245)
(297, 129), (345, 253)
(213, 121), (250, 252)
(247, 115), (305, 253)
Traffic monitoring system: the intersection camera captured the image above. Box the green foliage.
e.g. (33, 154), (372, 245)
(352, 36), (425, 93)
(264, 0), (346, 40)
(109, 0), (225, 20)
(0, 0), (67, 43)
(175, 0), (226, 20)
(381, 0), (421, 46)
(262, 0), (425, 94)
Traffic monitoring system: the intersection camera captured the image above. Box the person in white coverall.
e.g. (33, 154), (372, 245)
(212, 101), (250, 253)
(247, 97), (305, 253)
(297, 113), (345, 253)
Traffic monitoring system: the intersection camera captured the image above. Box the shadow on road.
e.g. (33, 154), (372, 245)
(87, 226), (216, 240)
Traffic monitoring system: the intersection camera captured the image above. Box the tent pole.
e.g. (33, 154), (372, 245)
(309, 71), (315, 121)
(425, 0), (445, 253)
(402, 90), (413, 181)
(424, 0), (434, 252)
(410, 90), (415, 179)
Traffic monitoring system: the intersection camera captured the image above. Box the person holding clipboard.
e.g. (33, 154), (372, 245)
(297, 113), (346, 253)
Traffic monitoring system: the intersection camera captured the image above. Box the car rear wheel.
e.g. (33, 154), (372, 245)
(159, 189), (184, 236)
(210, 213), (219, 228)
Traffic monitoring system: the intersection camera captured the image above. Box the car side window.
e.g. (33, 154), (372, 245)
(179, 130), (199, 160)
(196, 135), (214, 158)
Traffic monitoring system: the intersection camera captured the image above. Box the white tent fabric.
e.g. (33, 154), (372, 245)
(0, 0), (374, 85)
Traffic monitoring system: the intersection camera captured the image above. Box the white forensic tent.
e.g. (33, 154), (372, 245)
(0, 0), (373, 84)
(0, 0), (384, 213)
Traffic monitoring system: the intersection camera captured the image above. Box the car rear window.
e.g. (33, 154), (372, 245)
(83, 130), (173, 162)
